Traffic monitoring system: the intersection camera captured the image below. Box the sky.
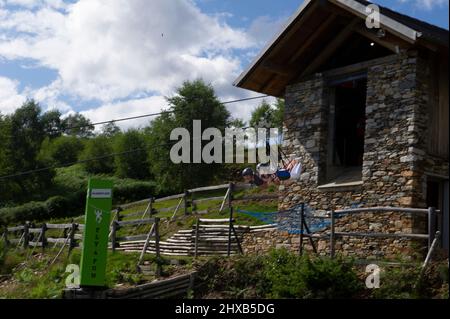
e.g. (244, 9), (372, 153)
(0, 0), (448, 129)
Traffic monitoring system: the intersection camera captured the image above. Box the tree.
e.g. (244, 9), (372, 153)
(41, 109), (64, 138)
(63, 113), (95, 138)
(0, 101), (55, 203)
(249, 98), (285, 129)
(114, 129), (150, 179)
(39, 136), (84, 166)
(147, 79), (231, 193)
(80, 136), (114, 174)
(101, 121), (121, 137)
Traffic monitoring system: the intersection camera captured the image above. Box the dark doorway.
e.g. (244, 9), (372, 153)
(427, 179), (449, 251)
(333, 77), (367, 168)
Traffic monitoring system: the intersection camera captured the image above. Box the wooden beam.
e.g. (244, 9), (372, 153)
(323, 54), (399, 78)
(288, 12), (338, 64)
(328, 0), (419, 44)
(353, 27), (404, 53)
(261, 60), (295, 77)
(268, 0), (320, 58)
(298, 18), (359, 79)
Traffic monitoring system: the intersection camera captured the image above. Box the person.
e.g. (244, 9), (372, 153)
(242, 167), (265, 186)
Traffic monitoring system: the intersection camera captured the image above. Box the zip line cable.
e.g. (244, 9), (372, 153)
(0, 95), (275, 181)
(0, 130), (283, 181)
(47, 95), (269, 134)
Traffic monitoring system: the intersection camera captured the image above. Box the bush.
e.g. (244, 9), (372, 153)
(263, 249), (362, 298)
(197, 249), (363, 299)
(0, 180), (157, 226)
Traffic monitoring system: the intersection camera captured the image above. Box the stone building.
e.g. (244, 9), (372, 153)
(234, 0), (448, 258)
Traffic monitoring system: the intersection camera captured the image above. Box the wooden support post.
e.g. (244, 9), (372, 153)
(219, 186), (230, 214)
(138, 223), (155, 266)
(3, 228), (8, 249)
(117, 207), (123, 222)
(416, 231), (441, 288)
(183, 190), (190, 216)
(68, 223), (77, 255)
(231, 225), (243, 254)
(41, 224), (47, 252)
(299, 204), (304, 256)
(227, 182), (234, 257)
(154, 218), (161, 277)
(23, 222), (29, 249)
(330, 210), (335, 258)
(149, 197), (154, 216)
(111, 221), (118, 253)
(428, 207), (437, 249)
(194, 218), (200, 258)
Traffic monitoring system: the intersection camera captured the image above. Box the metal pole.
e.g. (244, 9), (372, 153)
(194, 218), (200, 258)
(299, 204), (304, 256)
(428, 207), (437, 250)
(227, 182), (234, 257)
(330, 210), (335, 258)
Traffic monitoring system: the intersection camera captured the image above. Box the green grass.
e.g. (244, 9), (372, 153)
(0, 244), (197, 298)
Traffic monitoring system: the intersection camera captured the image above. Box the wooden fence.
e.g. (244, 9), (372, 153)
(297, 205), (440, 258)
(63, 272), (197, 299)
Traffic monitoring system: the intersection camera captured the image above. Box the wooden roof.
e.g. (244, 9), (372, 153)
(234, 0), (449, 97)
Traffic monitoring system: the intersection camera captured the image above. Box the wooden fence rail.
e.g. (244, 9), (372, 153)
(64, 272), (197, 299)
(325, 206), (437, 259)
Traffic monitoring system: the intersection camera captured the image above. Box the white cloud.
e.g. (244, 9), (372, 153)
(0, 0), (255, 101)
(0, 0), (279, 124)
(80, 95), (167, 131)
(247, 15), (287, 48)
(0, 76), (26, 113)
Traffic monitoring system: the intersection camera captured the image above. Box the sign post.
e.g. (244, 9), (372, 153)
(80, 178), (113, 288)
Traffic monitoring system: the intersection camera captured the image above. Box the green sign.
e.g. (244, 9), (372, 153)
(80, 178), (113, 287)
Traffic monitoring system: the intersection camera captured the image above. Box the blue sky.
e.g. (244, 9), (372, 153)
(0, 0), (448, 127)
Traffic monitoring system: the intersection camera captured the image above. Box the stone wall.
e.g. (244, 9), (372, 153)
(273, 51), (438, 259)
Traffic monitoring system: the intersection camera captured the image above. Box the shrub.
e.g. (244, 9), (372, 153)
(265, 250), (363, 299)
(197, 249), (363, 299)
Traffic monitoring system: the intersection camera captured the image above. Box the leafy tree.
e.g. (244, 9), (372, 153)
(80, 136), (114, 174)
(39, 136), (84, 166)
(41, 109), (64, 138)
(249, 99), (285, 129)
(0, 101), (55, 203)
(228, 118), (246, 128)
(101, 121), (121, 137)
(114, 129), (150, 179)
(147, 79), (230, 193)
(63, 113), (95, 137)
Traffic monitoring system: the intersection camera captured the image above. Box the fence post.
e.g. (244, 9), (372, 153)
(154, 218), (161, 277)
(227, 182), (234, 257)
(183, 190), (190, 216)
(41, 223), (47, 252)
(111, 221), (118, 253)
(23, 222), (29, 249)
(330, 210), (335, 259)
(299, 204), (304, 256)
(3, 228), (8, 249)
(149, 197), (154, 216)
(68, 223), (77, 255)
(194, 218), (200, 258)
(428, 207), (437, 250)
(117, 207), (123, 222)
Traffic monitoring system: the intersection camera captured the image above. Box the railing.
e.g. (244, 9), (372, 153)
(325, 206), (438, 258)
